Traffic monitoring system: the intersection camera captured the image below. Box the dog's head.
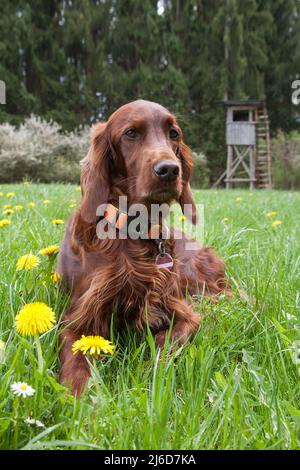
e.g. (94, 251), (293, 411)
(80, 99), (196, 224)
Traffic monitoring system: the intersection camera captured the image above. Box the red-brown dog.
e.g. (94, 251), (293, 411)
(58, 100), (229, 395)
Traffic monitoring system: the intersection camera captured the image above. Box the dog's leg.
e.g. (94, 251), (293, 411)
(59, 328), (90, 397)
(155, 299), (199, 348)
(180, 247), (231, 297)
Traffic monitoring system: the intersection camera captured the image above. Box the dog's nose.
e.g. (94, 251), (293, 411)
(154, 160), (180, 182)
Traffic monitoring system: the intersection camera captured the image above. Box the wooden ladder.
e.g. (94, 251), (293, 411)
(255, 104), (272, 189)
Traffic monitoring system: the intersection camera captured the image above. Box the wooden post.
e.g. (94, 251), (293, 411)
(249, 146), (255, 190)
(226, 145), (233, 189)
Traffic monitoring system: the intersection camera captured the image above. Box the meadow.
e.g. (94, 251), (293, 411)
(0, 184), (299, 450)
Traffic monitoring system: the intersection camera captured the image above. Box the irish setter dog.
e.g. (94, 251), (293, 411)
(58, 100), (229, 396)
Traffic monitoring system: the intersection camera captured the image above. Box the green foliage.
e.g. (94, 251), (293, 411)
(0, 185), (299, 449)
(262, 0), (300, 131)
(0, 1), (300, 184)
(190, 151), (210, 188)
(271, 130), (300, 190)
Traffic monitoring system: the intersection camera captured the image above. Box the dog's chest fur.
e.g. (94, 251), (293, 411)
(71, 237), (181, 336)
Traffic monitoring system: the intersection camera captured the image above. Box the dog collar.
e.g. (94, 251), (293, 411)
(101, 203), (169, 240)
(98, 203), (174, 270)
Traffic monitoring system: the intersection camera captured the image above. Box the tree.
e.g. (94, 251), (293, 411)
(262, 0), (300, 131)
(1, 0), (300, 183)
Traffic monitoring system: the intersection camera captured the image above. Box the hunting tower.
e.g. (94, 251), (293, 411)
(214, 100), (272, 189)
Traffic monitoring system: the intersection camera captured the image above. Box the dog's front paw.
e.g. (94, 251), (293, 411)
(59, 365), (90, 397)
(155, 330), (167, 348)
(155, 326), (189, 349)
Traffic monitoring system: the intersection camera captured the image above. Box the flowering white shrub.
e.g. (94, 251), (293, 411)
(0, 115), (90, 182)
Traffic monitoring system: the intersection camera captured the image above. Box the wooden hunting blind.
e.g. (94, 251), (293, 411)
(214, 100), (272, 189)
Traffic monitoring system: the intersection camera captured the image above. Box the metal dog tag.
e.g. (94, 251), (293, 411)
(155, 253), (174, 270)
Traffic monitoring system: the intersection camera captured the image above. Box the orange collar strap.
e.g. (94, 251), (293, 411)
(102, 203), (169, 240)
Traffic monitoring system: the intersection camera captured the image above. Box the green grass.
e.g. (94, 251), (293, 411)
(0, 184), (299, 450)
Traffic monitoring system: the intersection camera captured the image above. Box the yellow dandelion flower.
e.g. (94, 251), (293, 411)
(0, 219), (11, 228)
(266, 211), (277, 218)
(3, 209), (14, 215)
(179, 215), (186, 222)
(15, 302), (56, 336)
(27, 202), (36, 207)
(51, 272), (61, 283)
(16, 254), (40, 272)
(223, 217), (230, 222)
(43, 200), (51, 205)
(235, 197), (242, 202)
(14, 205), (23, 211)
(0, 192), (3, 197)
(272, 220), (282, 227)
(39, 245), (60, 256)
(69, 203), (77, 208)
(23, 182), (30, 186)
(6, 192), (14, 198)
(72, 335), (115, 357)
(3, 204), (12, 209)
(52, 219), (64, 225)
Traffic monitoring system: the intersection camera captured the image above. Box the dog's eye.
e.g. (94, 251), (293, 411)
(125, 128), (138, 139)
(170, 128), (179, 140)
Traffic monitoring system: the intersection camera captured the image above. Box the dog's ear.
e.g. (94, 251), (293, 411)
(178, 143), (197, 225)
(80, 122), (112, 224)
